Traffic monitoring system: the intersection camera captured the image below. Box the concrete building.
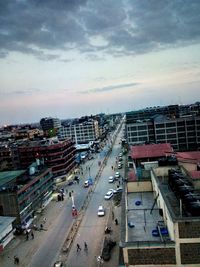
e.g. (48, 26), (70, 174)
(58, 119), (99, 144)
(17, 137), (76, 177)
(40, 117), (61, 137)
(0, 216), (16, 251)
(121, 147), (200, 266)
(126, 115), (200, 151)
(0, 163), (53, 228)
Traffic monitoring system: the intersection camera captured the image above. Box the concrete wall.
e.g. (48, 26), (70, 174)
(153, 166), (172, 177)
(127, 181), (152, 193)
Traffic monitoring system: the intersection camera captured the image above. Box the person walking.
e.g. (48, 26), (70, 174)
(77, 243), (81, 252)
(26, 230), (29, 241)
(84, 241), (88, 251)
(31, 231), (34, 239)
(14, 255), (19, 265)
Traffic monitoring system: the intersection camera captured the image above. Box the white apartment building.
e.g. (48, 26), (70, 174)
(58, 120), (99, 144)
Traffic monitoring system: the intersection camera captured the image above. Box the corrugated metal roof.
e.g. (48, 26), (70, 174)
(130, 143), (173, 159)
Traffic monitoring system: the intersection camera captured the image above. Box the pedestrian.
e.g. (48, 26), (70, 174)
(26, 230), (29, 240)
(40, 223), (43, 230)
(77, 243), (81, 252)
(84, 241), (88, 250)
(115, 218), (119, 225)
(31, 231), (34, 239)
(14, 255), (19, 265)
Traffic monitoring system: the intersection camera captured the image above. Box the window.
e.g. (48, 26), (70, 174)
(166, 122), (176, 127)
(131, 126), (137, 131)
(138, 125), (147, 130)
(178, 133), (186, 138)
(167, 134), (177, 139)
(157, 135), (165, 140)
(166, 128), (176, 133)
(138, 131), (147, 136)
(156, 129), (165, 134)
(156, 123), (164, 128)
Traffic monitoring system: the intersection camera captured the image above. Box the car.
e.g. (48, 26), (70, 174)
(97, 205), (105, 216)
(53, 261), (64, 267)
(108, 176), (114, 183)
(115, 172), (120, 178)
(118, 156), (123, 162)
(113, 187), (123, 194)
(118, 163), (122, 169)
(84, 180), (89, 188)
(119, 153), (123, 157)
(104, 190), (114, 200)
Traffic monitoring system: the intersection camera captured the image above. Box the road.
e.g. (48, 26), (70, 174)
(28, 153), (102, 267)
(65, 128), (123, 267)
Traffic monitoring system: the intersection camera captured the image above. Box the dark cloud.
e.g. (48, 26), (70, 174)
(0, 0), (200, 59)
(81, 82), (139, 94)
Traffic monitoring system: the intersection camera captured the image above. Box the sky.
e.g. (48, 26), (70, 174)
(0, 0), (200, 125)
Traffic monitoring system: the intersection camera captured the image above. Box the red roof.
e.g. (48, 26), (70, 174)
(176, 151), (200, 164)
(189, 170), (200, 180)
(130, 143), (173, 159)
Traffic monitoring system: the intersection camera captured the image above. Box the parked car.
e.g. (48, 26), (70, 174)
(118, 156), (122, 162)
(113, 187), (123, 194)
(104, 190), (114, 200)
(108, 176), (114, 183)
(84, 180), (89, 188)
(115, 172), (120, 178)
(97, 205), (105, 216)
(118, 163), (122, 169)
(53, 261), (64, 267)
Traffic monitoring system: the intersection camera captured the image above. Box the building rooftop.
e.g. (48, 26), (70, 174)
(176, 151), (200, 163)
(0, 216), (16, 233)
(126, 192), (167, 243)
(0, 170), (25, 186)
(130, 143), (173, 159)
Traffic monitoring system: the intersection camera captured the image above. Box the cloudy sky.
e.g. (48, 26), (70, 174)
(0, 0), (200, 125)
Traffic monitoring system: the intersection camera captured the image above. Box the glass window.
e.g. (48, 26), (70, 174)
(138, 131), (147, 136)
(138, 125), (147, 130)
(156, 123), (164, 128)
(131, 126), (137, 131)
(167, 134), (177, 139)
(177, 121), (185, 126)
(166, 128), (176, 133)
(166, 122), (176, 127)
(157, 135), (165, 140)
(156, 129), (165, 134)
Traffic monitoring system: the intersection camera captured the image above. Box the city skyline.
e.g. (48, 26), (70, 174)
(0, 0), (200, 125)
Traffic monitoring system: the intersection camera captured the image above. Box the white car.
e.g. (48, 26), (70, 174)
(97, 205), (105, 216)
(84, 180), (89, 187)
(118, 163), (122, 169)
(113, 187), (123, 194)
(104, 190), (114, 200)
(115, 172), (120, 178)
(108, 176), (114, 183)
